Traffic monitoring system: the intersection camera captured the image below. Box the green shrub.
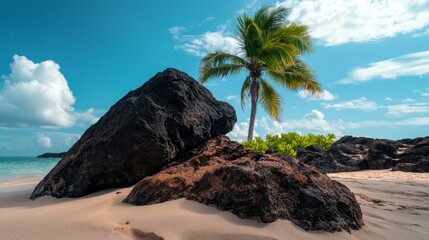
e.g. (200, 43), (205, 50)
(241, 132), (336, 157)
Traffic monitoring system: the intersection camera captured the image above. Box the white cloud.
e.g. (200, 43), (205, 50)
(171, 25), (240, 57)
(384, 97), (393, 101)
(246, 0), (259, 9)
(229, 111), (429, 142)
(37, 134), (52, 148)
(260, 110), (359, 136)
(305, 109), (324, 120)
(75, 108), (100, 126)
(0, 55), (76, 127)
(237, 0), (260, 14)
(0, 55), (98, 128)
(205, 16), (215, 22)
(322, 97), (429, 116)
(322, 97), (379, 111)
(227, 120), (258, 142)
(386, 103), (429, 116)
(338, 51), (429, 84)
(168, 26), (186, 39)
(225, 95), (238, 101)
(401, 98), (417, 103)
(362, 117), (429, 127)
(277, 0), (429, 46)
(61, 134), (81, 148)
(418, 88), (429, 97)
(298, 89), (335, 101)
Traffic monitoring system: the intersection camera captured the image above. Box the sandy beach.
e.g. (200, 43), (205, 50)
(0, 169), (428, 240)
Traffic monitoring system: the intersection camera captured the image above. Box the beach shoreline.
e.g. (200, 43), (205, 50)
(1, 169), (428, 240)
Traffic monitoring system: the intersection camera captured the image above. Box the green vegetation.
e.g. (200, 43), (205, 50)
(199, 6), (322, 141)
(241, 132), (336, 157)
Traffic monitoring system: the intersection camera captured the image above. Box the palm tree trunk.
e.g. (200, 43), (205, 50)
(247, 77), (259, 140)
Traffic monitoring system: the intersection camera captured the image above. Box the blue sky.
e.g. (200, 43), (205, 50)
(1, 0), (428, 156)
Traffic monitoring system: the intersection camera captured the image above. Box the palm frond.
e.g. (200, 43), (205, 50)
(258, 40), (296, 71)
(254, 7), (289, 31)
(237, 14), (263, 58)
(240, 76), (251, 110)
(202, 50), (247, 66)
(199, 64), (244, 84)
(276, 23), (313, 54)
(265, 58), (321, 93)
(199, 51), (247, 83)
(259, 78), (282, 121)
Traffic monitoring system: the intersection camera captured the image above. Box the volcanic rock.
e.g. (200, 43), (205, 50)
(31, 68), (236, 199)
(392, 137), (429, 172)
(124, 136), (364, 232)
(297, 136), (429, 173)
(392, 160), (429, 172)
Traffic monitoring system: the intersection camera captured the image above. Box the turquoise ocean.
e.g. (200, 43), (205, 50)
(0, 157), (60, 185)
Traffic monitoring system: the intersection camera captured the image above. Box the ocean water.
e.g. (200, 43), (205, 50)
(0, 157), (60, 184)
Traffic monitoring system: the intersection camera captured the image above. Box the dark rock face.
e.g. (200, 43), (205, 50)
(392, 161), (429, 172)
(297, 136), (429, 173)
(31, 68), (236, 199)
(124, 136), (363, 232)
(392, 138), (429, 172)
(37, 152), (66, 158)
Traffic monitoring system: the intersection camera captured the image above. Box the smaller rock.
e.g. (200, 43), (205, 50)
(124, 136), (364, 232)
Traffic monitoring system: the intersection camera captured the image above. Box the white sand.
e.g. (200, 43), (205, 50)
(0, 169), (428, 240)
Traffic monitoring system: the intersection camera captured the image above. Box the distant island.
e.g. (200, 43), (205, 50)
(37, 152), (66, 158)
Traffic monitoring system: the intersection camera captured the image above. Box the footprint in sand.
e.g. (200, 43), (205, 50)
(114, 223), (164, 240)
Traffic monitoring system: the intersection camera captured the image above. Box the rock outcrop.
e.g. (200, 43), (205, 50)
(124, 136), (364, 232)
(392, 137), (429, 172)
(31, 68), (236, 199)
(37, 152), (66, 158)
(297, 136), (429, 173)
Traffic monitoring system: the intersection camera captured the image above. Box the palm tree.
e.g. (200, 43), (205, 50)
(200, 7), (322, 140)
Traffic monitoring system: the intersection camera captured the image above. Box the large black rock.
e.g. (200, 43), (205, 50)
(297, 136), (429, 173)
(31, 68), (236, 199)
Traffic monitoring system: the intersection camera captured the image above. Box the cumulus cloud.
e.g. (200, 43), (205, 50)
(384, 97), (393, 101)
(298, 89), (335, 101)
(322, 97), (379, 111)
(170, 25), (240, 57)
(338, 51), (429, 84)
(0, 55), (98, 128)
(0, 55), (75, 127)
(277, 0), (429, 46)
(227, 121), (258, 142)
(260, 109), (359, 136)
(37, 134), (52, 148)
